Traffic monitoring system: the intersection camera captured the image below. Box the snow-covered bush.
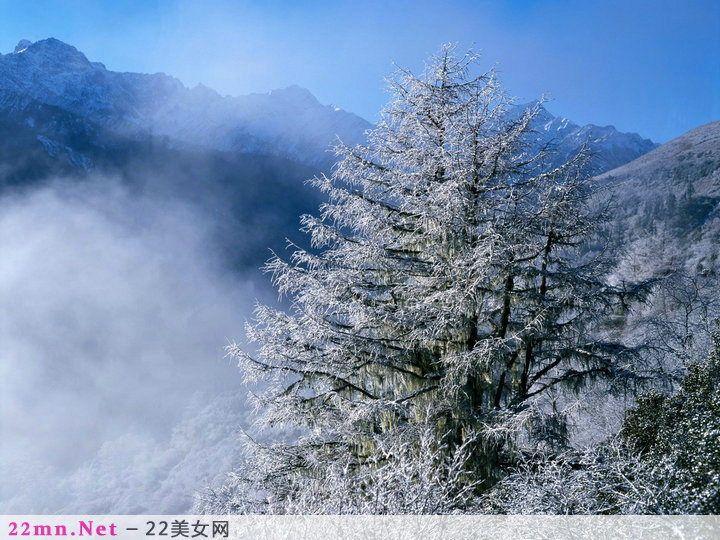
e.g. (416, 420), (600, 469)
(484, 326), (720, 514)
(483, 441), (689, 514)
(620, 324), (720, 513)
(196, 422), (484, 514)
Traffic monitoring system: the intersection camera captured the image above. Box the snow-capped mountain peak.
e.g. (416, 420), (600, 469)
(13, 39), (32, 54)
(517, 101), (657, 172)
(7, 38), (92, 67)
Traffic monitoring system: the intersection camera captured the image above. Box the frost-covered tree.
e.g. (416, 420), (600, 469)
(219, 46), (648, 513)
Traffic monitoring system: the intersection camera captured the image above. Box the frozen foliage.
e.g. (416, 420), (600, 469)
(486, 326), (720, 514)
(213, 46), (651, 514)
(196, 423), (483, 514)
(621, 326), (720, 513)
(484, 441), (689, 514)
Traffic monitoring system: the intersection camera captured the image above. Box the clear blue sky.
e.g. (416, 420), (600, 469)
(1, 0), (718, 143)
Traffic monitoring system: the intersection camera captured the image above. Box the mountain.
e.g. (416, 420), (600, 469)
(600, 120), (720, 271)
(0, 38), (371, 170)
(0, 38), (657, 178)
(0, 38), (664, 271)
(529, 102), (658, 173)
(598, 121), (720, 379)
(0, 38), (361, 268)
(550, 121), (720, 446)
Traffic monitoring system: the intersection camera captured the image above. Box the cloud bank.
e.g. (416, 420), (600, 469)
(0, 177), (263, 512)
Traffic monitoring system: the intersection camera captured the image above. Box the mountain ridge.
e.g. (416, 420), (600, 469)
(525, 100), (658, 172)
(0, 38), (371, 169)
(1, 37), (657, 174)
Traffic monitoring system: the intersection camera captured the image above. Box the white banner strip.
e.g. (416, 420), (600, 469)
(2, 515), (718, 540)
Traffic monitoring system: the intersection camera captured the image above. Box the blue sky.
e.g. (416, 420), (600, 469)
(1, 0), (718, 142)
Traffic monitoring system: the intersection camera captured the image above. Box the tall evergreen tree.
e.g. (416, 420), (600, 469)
(220, 46), (647, 513)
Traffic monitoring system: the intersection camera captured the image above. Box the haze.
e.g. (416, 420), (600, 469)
(0, 178), (267, 512)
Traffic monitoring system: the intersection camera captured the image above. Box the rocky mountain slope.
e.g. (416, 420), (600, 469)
(600, 121), (720, 379)
(601, 120), (720, 273)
